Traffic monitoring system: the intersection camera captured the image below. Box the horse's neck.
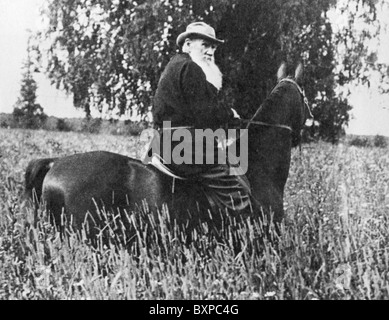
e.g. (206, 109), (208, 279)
(247, 131), (292, 185)
(261, 97), (289, 126)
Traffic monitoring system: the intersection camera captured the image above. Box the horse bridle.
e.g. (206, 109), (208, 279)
(243, 78), (312, 133)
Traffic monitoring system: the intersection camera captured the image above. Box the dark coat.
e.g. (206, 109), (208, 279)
(151, 53), (232, 172)
(152, 53), (232, 129)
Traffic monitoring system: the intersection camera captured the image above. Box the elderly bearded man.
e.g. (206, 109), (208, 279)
(150, 21), (251, 212)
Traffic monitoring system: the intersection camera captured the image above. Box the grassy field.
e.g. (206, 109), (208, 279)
(0, 128), (389, 300)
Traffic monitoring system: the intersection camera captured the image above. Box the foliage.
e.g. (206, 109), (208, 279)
(0, 120), (8, 129)
(348, 135), (371, 148)
(81, 117), (102, 134)
(1, 128), (389, 299)
(36, 0), (387, 141)
(348, 134), (388, 148)
(37, 0), (193, 118)
(13, 36), (47, 129)
(56, 118), (72, 132)
(373, 134), (388, 148)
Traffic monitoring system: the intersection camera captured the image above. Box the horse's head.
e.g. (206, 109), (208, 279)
(245, 62), (311, 149)
(275, 62), (312, 147)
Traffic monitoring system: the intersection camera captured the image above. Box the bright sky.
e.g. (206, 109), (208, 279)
(0, 0), (388, 135)
(0, 0), (84, 118)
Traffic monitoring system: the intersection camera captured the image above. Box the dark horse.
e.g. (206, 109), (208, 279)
(24, 62), (310, 241)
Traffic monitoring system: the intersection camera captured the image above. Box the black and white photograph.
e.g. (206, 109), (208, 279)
(0, 0), (388, 303)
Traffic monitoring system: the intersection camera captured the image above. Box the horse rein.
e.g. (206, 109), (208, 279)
(243, 78), (312, 132)
(281, 78), (313, 119)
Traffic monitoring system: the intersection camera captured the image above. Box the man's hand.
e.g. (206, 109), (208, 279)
(231, 108), (241, 119)
(217, 136), (236, 150)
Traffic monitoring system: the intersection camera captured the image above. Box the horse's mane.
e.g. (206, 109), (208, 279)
(256, 80), (292, 123)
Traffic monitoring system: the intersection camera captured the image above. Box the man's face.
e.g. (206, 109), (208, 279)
(185, 38), (218, 63)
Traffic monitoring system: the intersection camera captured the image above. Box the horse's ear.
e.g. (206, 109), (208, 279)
(277, 62), (287, 81)
(295, 63), (304, 83)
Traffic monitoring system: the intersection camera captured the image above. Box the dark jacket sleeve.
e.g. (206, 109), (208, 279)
(180, 60), (233, 128)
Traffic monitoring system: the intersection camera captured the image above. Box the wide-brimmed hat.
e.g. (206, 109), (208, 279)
(176, 22), (224, 47)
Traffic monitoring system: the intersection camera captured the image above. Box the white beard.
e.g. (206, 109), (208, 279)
(190, 54), (223, 91)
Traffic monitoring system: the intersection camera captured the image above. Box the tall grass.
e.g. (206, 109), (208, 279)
(0, 128), (389, 299)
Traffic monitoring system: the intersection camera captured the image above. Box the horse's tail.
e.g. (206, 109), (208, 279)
(24, 158), (57, 205)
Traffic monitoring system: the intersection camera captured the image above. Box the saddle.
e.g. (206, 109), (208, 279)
(149, 154), (252, 212)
